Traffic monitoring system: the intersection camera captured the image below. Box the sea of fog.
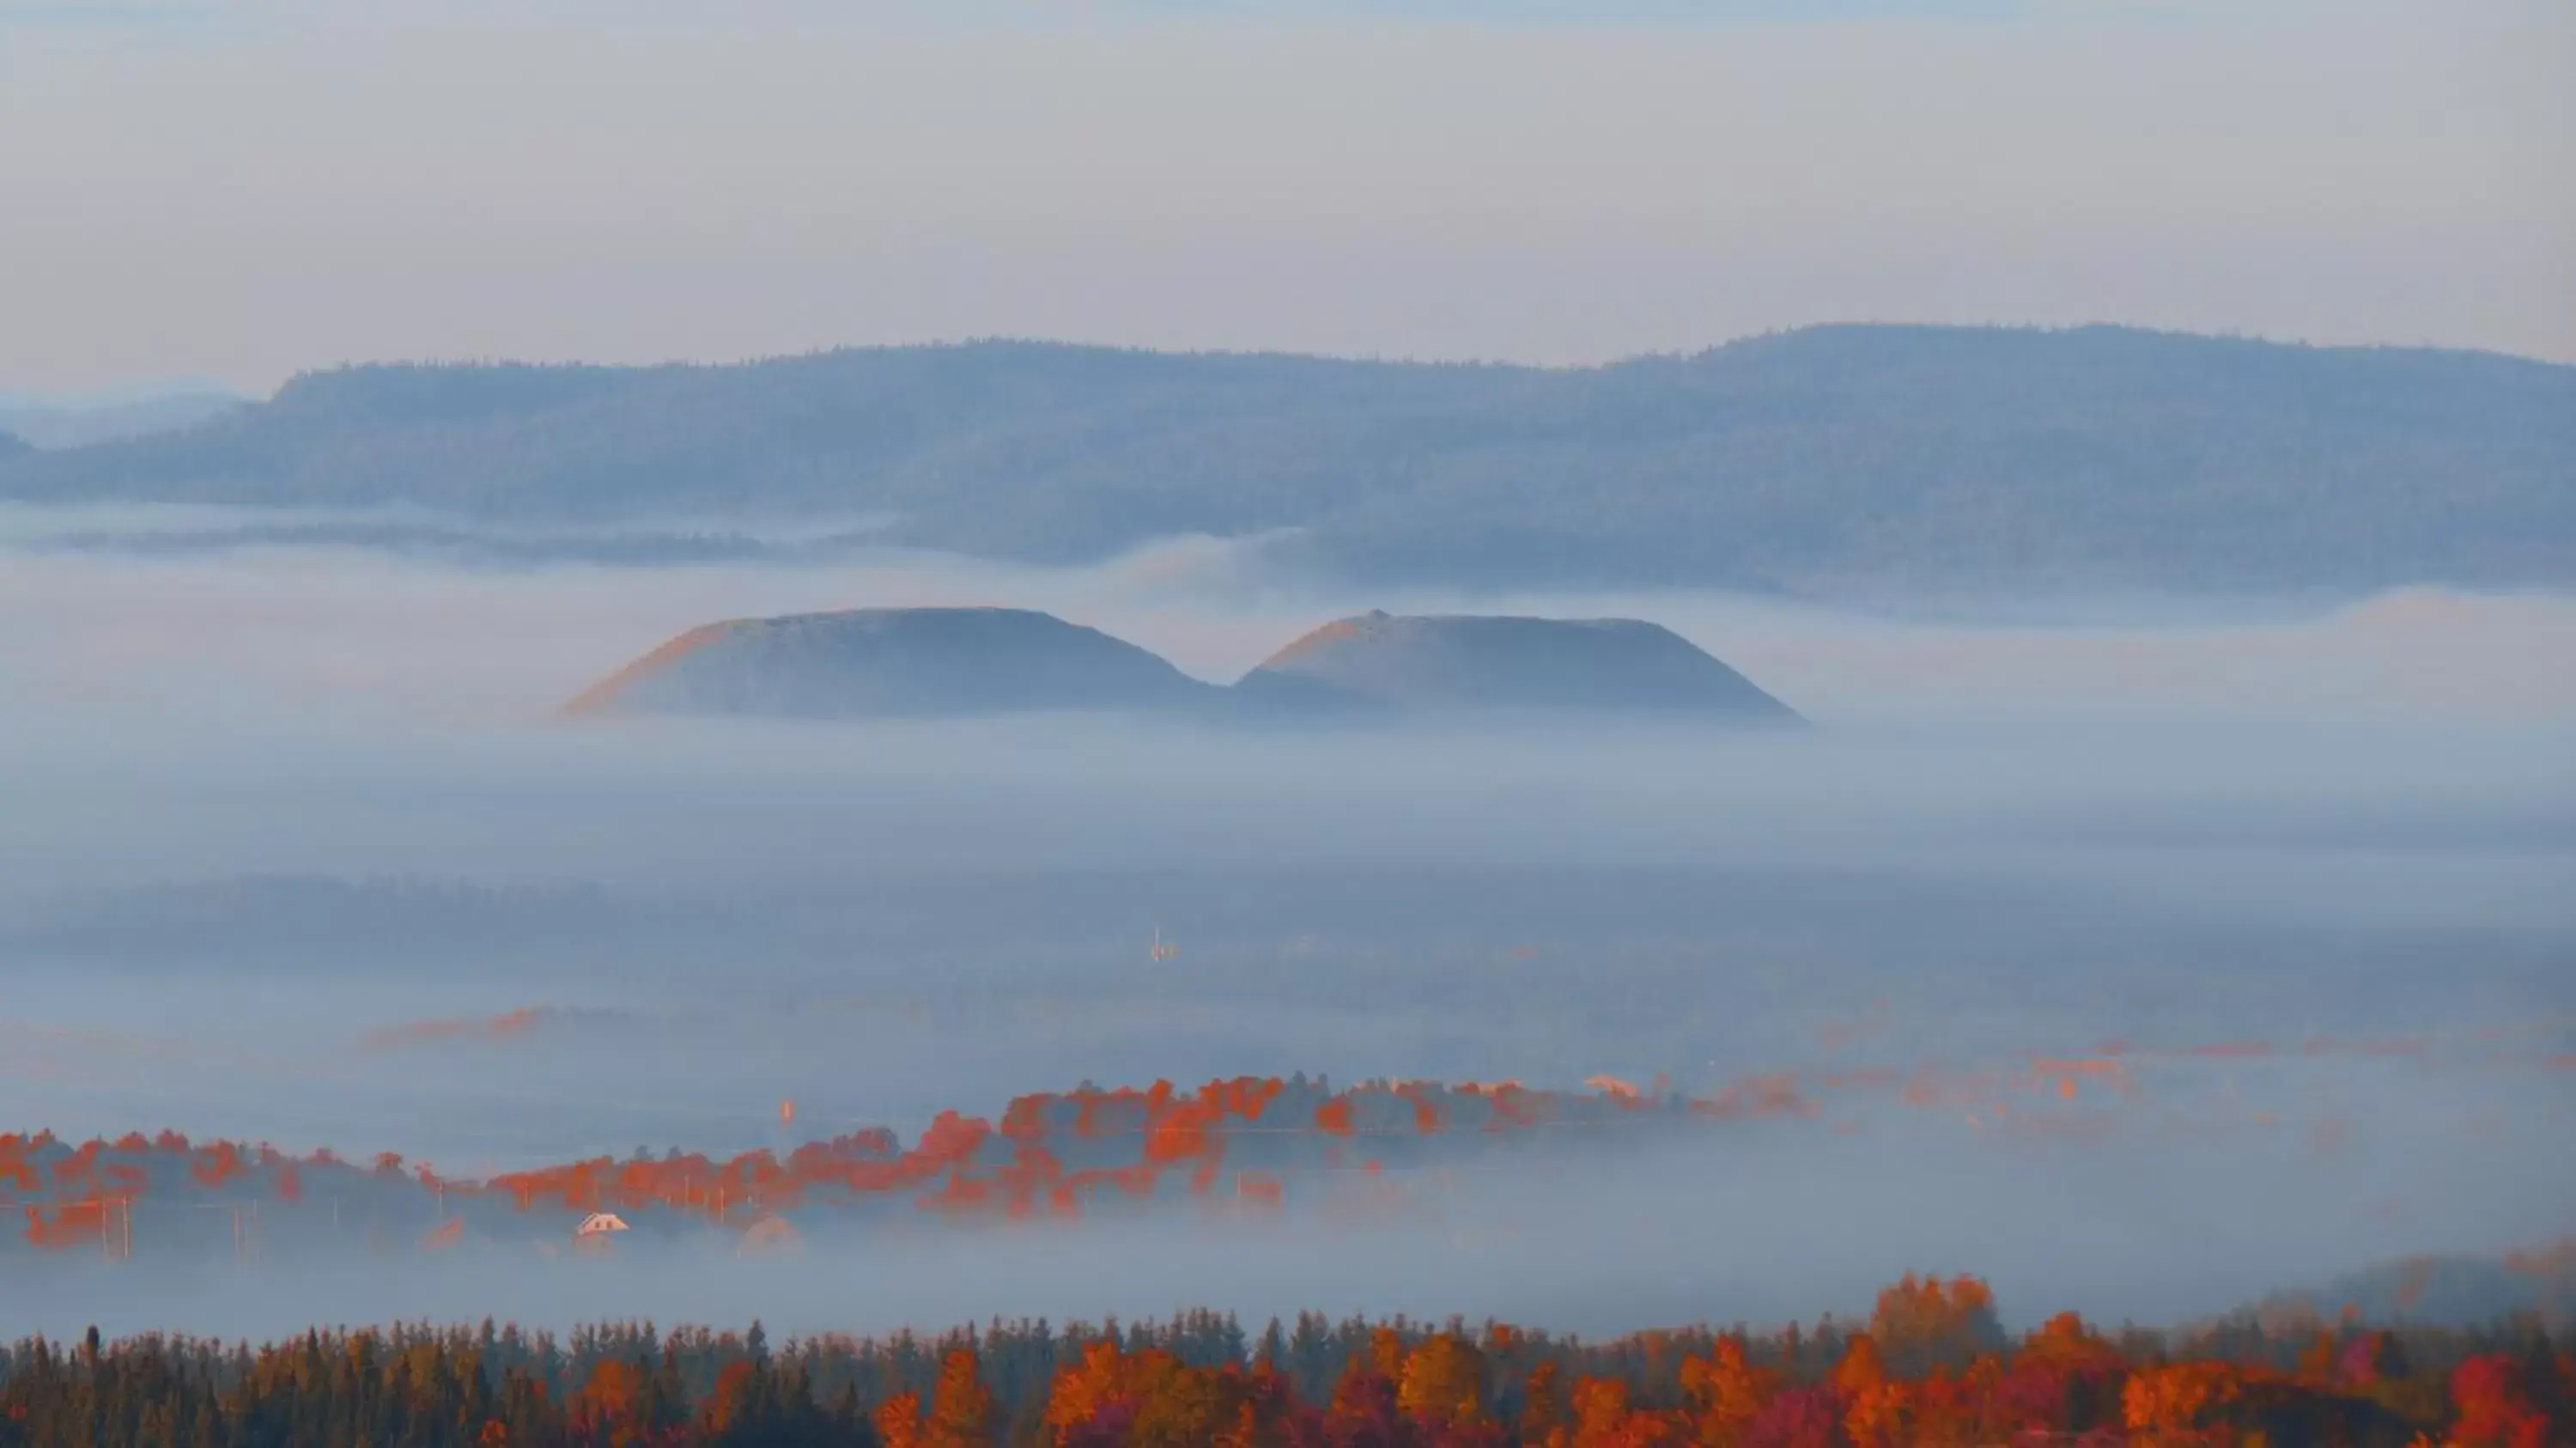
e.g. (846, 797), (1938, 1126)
(0, 521), (2570, 1342)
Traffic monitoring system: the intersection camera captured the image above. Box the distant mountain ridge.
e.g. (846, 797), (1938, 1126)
(0, 389), (242, 450)
(567, 607), (1801, 724)
(4, 325), (2570, 593)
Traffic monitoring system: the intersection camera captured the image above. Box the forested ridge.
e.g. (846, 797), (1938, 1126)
(3, 326), (2569, 593)
(21, 1058), (2573, 1277)
(6, 1277), (2572, 1446)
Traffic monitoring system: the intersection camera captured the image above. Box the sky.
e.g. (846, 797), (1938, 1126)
(0, 0), (2571, 394)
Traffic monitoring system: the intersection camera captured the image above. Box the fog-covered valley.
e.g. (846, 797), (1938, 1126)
(2, 533), (2570, 1344)
(9, 2), (2574, 1431)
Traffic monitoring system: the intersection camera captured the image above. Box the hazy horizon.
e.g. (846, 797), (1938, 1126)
(4, 0), (2571, 394)
(9, 320), (2576, 417)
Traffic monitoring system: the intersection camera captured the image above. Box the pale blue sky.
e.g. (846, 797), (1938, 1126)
(1, 0), (2568, 392)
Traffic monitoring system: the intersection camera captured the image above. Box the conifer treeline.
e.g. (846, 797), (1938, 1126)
(3, 1278), (2569, 1446)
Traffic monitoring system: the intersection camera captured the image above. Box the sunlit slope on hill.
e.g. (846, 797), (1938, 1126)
(1235, 611), (1801, 722)
(5, 325), (2569, 593)
(562, 607), (1218, 720)
(565, 608), (1801, 723)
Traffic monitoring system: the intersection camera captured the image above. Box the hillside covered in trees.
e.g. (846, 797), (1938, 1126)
(5, 1277), (2571, 1447)
(3, 327), (2569, 595)
(559, 607), (1803, 723)
(0, 391), (242, 452)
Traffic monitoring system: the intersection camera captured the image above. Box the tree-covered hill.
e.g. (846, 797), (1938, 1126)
(4, 325), (2568, 594)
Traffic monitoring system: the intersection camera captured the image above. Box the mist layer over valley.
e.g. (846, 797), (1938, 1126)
(2, 532), (2569, 1345)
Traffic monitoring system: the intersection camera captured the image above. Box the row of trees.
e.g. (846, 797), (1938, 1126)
(3, 1279), (2568, 1447)
(8, 1077), (1779, 1258)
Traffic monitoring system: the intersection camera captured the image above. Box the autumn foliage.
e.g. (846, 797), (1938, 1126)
(10, 1031), (2570, 1261)
(3, 1278), (2572, 1448)
(3, 1073), (1828, 1258)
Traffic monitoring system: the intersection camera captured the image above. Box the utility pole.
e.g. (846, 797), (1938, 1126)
(224, 1201), (262, 1262)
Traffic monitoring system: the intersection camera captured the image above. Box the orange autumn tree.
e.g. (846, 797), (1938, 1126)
(1831, 1334), (1914, 1448)
(1121, 1359), (1244, 1448)
(1906, 1356), (2002, 1448)
(1677, 1335), (1779, 1446)
(2122, 1360), (2245, 1444)
(1043, 1337), (1284, 1448)
(1325, 1347), (1405, 1445)
(1398, 1331), (1492, 1433)
(1990, 1311), (2131, 1439)
(566, 1357), (667, 1448)
(1045, 1340), (1140, 1439)
(1519, 1360), (1571, 1448)
(1866, 1274), (2004, 1376)
(1565, 1376), (1682, 1448)
(1370, 1326), (1409, 1383)
(873, 1391), (923, 1448)
(926, 1348), (995, 1448)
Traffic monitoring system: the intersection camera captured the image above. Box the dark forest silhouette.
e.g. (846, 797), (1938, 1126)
(5, 1276), (2571, 1445)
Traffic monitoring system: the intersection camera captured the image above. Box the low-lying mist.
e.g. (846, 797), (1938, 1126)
(20, 1112), (2571, 1348)
(7, 512), (2576, 727)
(2, 527), (2570, 1342)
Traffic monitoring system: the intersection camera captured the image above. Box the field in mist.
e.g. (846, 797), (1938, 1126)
(2, 520), (2571, 1344)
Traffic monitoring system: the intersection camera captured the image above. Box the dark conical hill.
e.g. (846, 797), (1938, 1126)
(564, 606), (1215, 720)
(1232, 611), (1800, 722)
